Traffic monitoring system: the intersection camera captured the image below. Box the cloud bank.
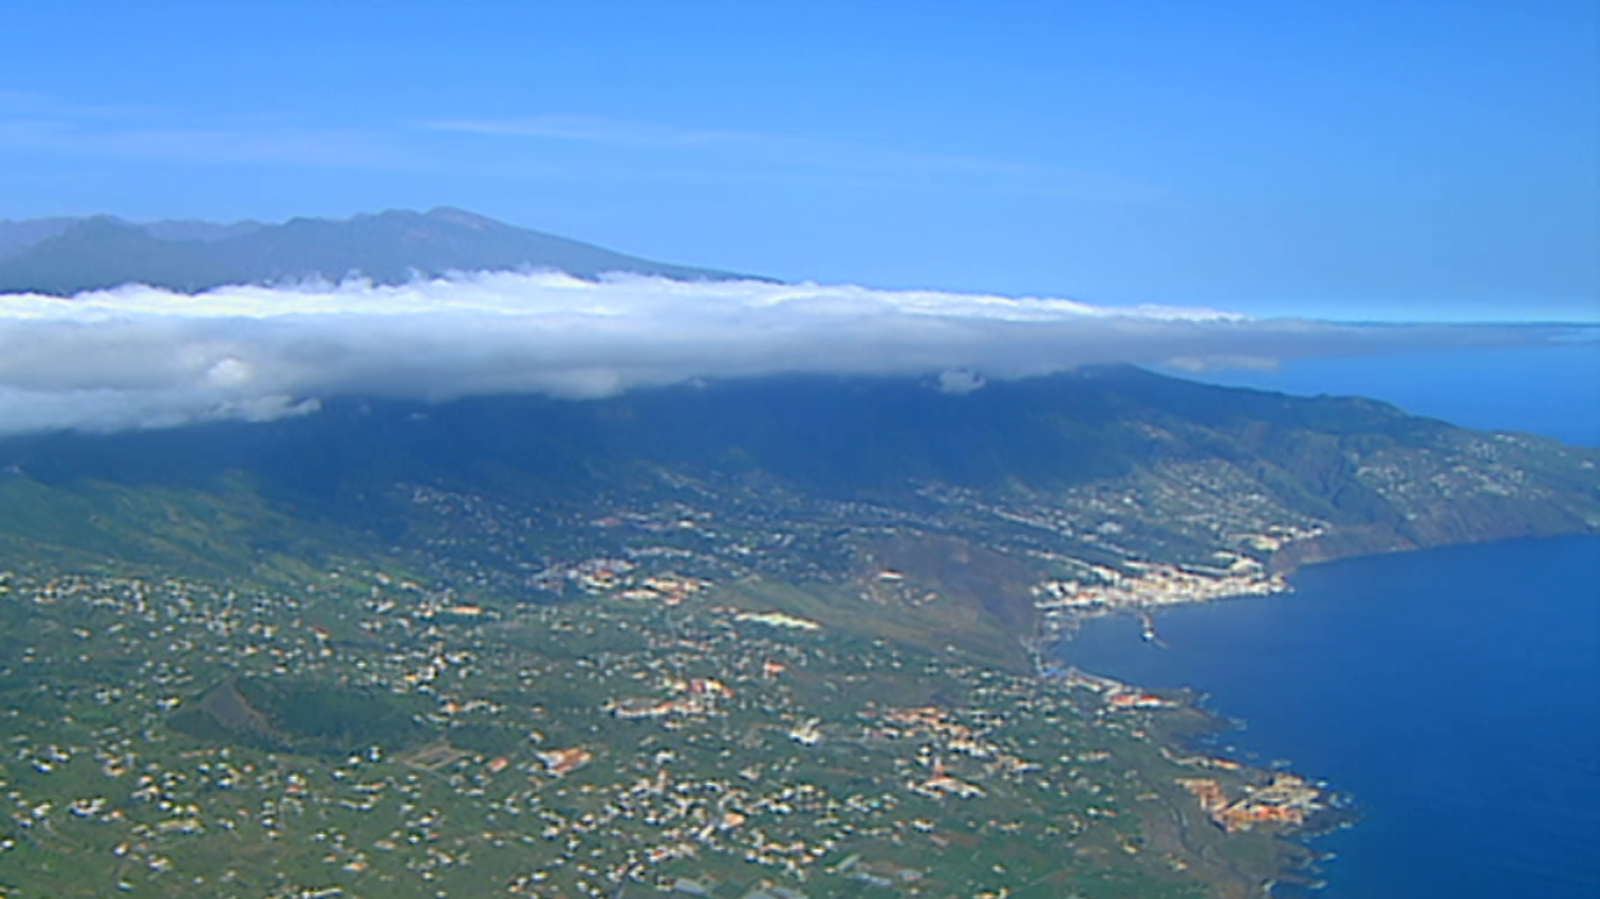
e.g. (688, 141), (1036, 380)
(0, 272), (1573, 437)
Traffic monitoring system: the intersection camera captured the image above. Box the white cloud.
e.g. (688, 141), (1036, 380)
(0, 272), (1572, 437)
(937, 369), (988, 395)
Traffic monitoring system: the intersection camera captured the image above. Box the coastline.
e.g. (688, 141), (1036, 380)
(1041, 641), (1355, 899)
(1048, 534), (1600, 899)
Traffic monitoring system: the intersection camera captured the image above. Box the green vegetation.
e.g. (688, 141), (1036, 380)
(170, 678), (435, 757)
(0, 570), (1251, 899)
(0, 370), (1593, 897)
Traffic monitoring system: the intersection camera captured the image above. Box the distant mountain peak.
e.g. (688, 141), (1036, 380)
(0, 208), (757, 296)
(424, 206), (501, 229)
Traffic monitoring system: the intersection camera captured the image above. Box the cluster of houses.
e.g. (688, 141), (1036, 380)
(1177, 774), (1323, 833)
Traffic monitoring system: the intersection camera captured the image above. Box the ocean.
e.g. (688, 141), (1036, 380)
(1177, 341), (1600, 448)
(1055, 535), (1600, 899)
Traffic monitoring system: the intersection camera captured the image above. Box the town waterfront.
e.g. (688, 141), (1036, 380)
(1057, 535), (1600, 899)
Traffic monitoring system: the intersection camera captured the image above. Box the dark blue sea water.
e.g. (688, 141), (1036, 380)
(1056, 536), (1600, 899)
(1173, 340), (1600, 447)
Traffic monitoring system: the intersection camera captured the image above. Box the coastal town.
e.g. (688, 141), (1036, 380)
(0, 548), (1335, 899)
(0, 443), (1382, 899)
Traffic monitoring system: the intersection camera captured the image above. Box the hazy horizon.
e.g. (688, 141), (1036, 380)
(1, 1), (1593, 322)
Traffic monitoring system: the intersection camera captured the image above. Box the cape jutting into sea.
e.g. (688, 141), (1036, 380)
(1057, 534), (1600, 899)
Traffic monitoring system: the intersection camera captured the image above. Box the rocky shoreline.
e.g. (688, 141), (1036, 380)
(1049, 620), (1359, 898)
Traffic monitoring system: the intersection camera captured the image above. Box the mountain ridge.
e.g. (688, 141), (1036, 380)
(2, 366), (1594, 668)
(0, 361), (1590, 898)
(0, 207), (755, 295)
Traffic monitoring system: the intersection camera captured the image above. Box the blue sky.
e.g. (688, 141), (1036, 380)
(1, 0), (1595, 323)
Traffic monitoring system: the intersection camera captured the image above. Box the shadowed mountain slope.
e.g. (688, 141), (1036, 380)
(3, 366), (1595, 578)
